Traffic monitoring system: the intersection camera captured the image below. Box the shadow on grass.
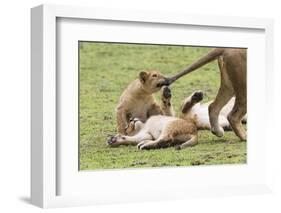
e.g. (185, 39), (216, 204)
(18, 196), (31, 205)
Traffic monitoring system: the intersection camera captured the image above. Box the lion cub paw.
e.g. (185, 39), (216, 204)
(107, 135), (118, 145)
(191, 91), (203, 103)
(107, 134), (124, 147)
(161, 86), (172, 107)
(162, 86), (172, 99)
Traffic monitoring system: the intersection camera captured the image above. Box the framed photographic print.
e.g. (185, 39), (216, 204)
(31, 4), (274, 208)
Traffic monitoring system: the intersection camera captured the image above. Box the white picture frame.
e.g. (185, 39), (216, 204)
(31, 4), (274, 208)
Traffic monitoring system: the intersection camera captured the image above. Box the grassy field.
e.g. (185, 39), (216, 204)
(79, 42), (247, 170)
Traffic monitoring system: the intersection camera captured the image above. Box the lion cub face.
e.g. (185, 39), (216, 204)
(139, 70), (167, 93)
(124, 118), (144, 136)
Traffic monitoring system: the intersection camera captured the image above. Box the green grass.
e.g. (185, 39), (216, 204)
(79, 42), (247, 170)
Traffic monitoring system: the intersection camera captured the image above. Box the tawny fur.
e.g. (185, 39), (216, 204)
(107, 91), (247, 150)
(108, 115), (198, 150)
(162, 48), (247, 141)
(180, 91), (247, 131)
(116, 70), (174, 135)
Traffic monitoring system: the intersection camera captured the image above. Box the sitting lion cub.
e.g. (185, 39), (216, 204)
(108, 91), (247, 150)
(116, 70), (174, 135)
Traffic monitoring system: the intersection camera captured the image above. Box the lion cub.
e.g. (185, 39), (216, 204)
(108, 114), (198, 150)
(180, 91), (247, 131)
(116, 70), (174, 135)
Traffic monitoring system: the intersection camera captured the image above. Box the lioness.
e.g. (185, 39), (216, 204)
(116, 70), (174, 135)
(161, 48), (247, 141)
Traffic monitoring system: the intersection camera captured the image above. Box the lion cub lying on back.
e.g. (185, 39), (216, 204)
(181, 91), (247, 131)
(108, 91), (247, 150)
(116, 70), (174, 135)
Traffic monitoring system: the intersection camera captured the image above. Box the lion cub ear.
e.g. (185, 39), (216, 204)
(139, 71), (148, 84)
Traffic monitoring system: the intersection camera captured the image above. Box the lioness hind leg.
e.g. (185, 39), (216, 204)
(227, 99), (247, 141)
(241, 114), (247, 124)
(225, 50), (246, 141)
(209, 57), (234, 137)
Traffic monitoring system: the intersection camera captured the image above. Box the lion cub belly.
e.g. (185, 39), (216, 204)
(191, 103), (230, 129)
(188, 104), (210, 129)
(143, 115), (178, 139)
